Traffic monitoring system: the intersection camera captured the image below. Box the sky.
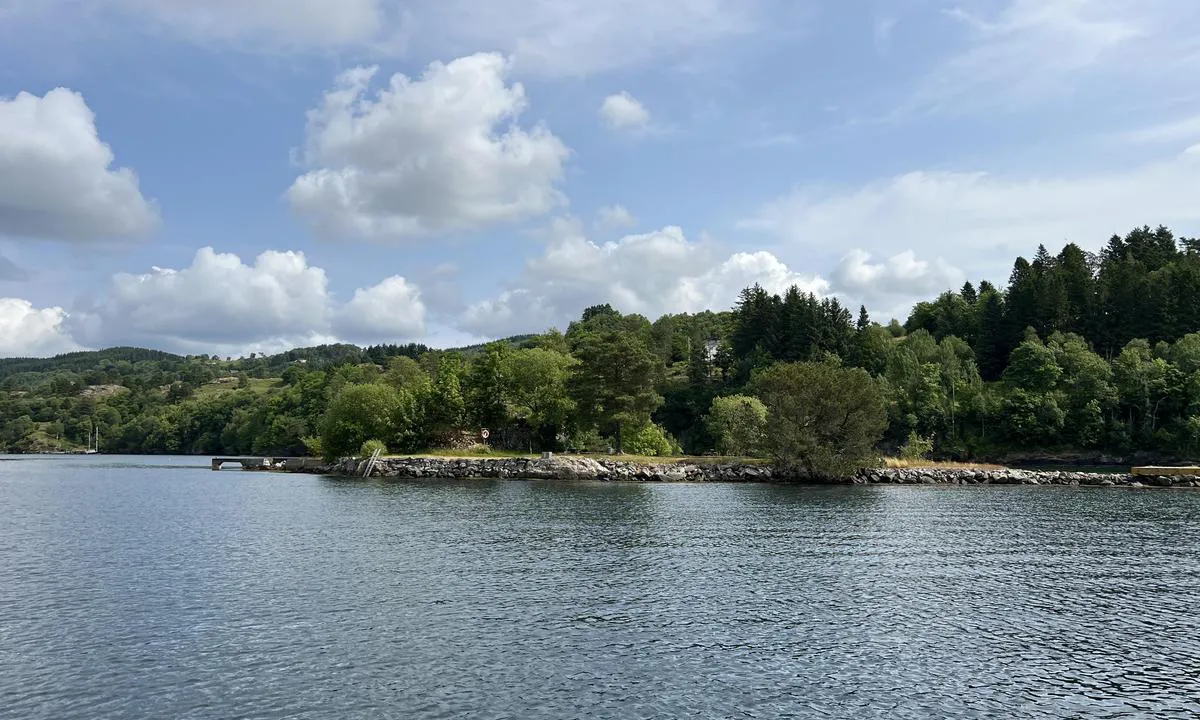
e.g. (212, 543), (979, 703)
(1, 0), (1199, 358)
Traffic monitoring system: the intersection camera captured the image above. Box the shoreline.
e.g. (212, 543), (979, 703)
(276, 456), (1200, 488)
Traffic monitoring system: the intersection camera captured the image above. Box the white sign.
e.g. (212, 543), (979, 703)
(481, 429), (490, 440)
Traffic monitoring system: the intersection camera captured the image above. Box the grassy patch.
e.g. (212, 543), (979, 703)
(883, 457), (1005, 470)
(193, 377), (280, 399)
(399, 447), (536, 459)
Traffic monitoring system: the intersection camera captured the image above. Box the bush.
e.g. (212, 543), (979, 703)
(320, 383), (404, 460)
(753, 362), (887, 478)
(707, 395), (768, 457)
(359, 439), (388, 457)
(302, 435), (324, 458)
(620, 422), (680, 457)
(899, 431), (934, 461)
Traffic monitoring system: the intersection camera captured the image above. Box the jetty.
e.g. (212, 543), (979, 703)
(211, 457), (284, 471)
(210, 457), (329, 472)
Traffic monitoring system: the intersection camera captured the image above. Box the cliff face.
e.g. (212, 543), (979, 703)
(287, 456), (1200, 488)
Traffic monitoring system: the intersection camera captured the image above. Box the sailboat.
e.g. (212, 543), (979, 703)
(85, 425), (100, 455)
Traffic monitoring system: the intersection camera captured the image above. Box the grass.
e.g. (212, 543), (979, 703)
(403, 447), (535, 459)
(883, 457), (1005, 470)
(192, 377), (280, 399)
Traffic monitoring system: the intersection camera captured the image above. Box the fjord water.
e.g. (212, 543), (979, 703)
(3, 457), (1200, 719)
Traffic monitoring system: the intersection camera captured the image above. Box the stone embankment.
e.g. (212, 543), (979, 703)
(283, 456), (1200, 488)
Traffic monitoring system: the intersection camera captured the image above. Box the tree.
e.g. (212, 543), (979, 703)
(707, 395), (768, 457)
(320, 384), (404, 460)
(568, 330), (664, 454)
(384, 356), (428, 392)
(465, 342), (511, 429)
(426, 355), (466, 436)
(752, 362), (887, 478)
(503, 348), (577, 449)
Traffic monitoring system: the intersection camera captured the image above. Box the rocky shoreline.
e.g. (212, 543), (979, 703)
(279, 456), (1200, 488)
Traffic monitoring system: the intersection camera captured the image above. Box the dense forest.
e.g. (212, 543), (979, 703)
(3, 225), (1200, 471)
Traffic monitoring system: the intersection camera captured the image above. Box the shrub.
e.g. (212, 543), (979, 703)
(359, 439), (388, 457)
(302, 436), (324, 458)
(620, 422), (680, 457)
(899, 431), (934, 461)
(707, 395), (768, 457)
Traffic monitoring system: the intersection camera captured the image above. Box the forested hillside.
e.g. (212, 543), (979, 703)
(3, 225), (1199, 467)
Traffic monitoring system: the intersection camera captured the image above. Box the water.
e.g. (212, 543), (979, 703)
(3, 456), (1200, 719)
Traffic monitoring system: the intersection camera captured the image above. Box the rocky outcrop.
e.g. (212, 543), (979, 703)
(297, 456), (1200, 488)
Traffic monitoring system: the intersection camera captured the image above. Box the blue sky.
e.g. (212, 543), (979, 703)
(1, 0), (1199, 357)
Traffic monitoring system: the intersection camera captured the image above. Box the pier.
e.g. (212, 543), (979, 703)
(210, 457), (330, 472)
(211, 457), (282, 471)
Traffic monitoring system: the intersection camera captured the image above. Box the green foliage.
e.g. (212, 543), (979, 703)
(620, 422), (680, 457)
(320, 384), (405, 460)
(753, 362), (887, 478)
(568, 328), (664, 454)
(899, 431), (934, 461)
(6, 223), (1200, 466)
(503, 348), (577, 448)
(360, 439), (388, 457)
(426, 355), (466, 435)
(707, 395), (768, 457)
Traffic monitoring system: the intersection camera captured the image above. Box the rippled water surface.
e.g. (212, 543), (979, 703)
(3, 455), (1200, 719)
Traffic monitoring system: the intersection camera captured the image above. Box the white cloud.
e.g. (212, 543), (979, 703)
(832, 249), (964, 316)
(335, 276), (426, 343)
(595, 204), (637, 229)
(65, 247), (427, 355)
(744, 145), (1200, 314)
(1120, 114), (1200, 145)
(288, 54), (570, 241)
(0, 0), (385, 49)
(910, 0), (1200, 114)
(0, 88), (157, 242)
(121, 0), (383, 46)
(0, 298), (80, 357)
(600, 92), (650, 131)
(407, 0), (763, 77)
(70, 247), (333, 351)
(7, 0), (764, 77)
(461, 221), (825, 336)
(873, 16), (897, 52)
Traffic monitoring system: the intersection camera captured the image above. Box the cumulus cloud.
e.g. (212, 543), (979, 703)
(65, 247), (426, 355)
(745, 144), (1200, 295)
(0, 88), (158, 242)
(832, 249), (964, 317)
(595, 204), (637, 229)
(0, 298), (80, 357)
(289, 54), (570, 241)
(335, 276), (426, 343)
(600, 92), (650, 131)
(460, 221), (825, 337)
